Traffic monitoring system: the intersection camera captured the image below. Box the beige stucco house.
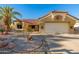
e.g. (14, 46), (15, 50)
(11, 11), (77, 34)
(11, 19), (40, 32)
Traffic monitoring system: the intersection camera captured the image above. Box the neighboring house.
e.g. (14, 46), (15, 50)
(74, 20), (79, 33)
(11, 11), (77, 34)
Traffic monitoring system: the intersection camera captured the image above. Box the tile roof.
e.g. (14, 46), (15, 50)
(38, 10), (79, 21)
(38, 11), (67, 19)
(15, 19), (38, 25)
(52, 10), (67, 13)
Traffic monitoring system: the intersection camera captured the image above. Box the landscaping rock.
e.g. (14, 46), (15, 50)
(6, 42), (16, 49)
(0, 41), (8, 48)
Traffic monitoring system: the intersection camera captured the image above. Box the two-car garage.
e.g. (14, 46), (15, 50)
(44, 23), (69, 34)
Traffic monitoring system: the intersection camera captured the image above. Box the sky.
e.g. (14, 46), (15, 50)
(0, 4), (79, 19)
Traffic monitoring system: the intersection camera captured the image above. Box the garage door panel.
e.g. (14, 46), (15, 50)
(44, 23), (69, 34)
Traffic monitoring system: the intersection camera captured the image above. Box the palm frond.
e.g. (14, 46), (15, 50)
(0, 16), (3, 20)
(12, 11), (22, 16)
(12, 15), (18, 19)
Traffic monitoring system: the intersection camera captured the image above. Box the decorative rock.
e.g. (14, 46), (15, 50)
(0, 32), (3, 35)
(3, 32), (9, 35)
(0, 41), (8, 48)
(27, 35), (32, 40)
(6, 42), (16, 49)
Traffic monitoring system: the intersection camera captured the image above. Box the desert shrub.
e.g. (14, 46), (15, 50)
(0, 29), (4, 32)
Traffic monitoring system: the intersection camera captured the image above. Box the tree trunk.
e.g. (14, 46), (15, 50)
(4, 23), (10, 34)
(4, 17), (11, 34)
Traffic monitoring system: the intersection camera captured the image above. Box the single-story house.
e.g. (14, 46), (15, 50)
(11, 19), (40, 32)
(11, 11), (77, 34)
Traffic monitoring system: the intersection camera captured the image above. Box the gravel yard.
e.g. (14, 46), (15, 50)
(0, 33), (79, 54)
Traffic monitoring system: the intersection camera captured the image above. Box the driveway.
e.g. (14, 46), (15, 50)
(55, 34), (79, 52)
(30, 33), (79, 54)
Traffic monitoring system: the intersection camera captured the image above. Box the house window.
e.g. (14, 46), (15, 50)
(17, 24), (22, 29)
(54, 15), (63, 20)
(35, 25), (39, 31)
(32, 25), (35, 29)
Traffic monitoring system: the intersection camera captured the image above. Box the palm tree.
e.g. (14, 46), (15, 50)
(0, 6), (21, 34)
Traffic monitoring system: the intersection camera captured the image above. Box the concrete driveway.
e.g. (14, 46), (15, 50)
(30, 33), (79, 54)
(56, 34), (79, 52)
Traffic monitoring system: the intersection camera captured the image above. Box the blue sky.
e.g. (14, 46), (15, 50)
(0, 4), (79, 19)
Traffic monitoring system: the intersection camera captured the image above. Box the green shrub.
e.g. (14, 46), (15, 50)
(27, 28), (32, 32)
(0, 29), (4, 32)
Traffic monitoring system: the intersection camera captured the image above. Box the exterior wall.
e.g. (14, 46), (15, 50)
(14, 22), (23, 30)
(12, 22), (25, 31)
(22, 22), (29, 32)
(13, 21), (40, 32)
(65, 15), (76, 33)
(39, 12), (76, 34)
(52, 12), (67, 21)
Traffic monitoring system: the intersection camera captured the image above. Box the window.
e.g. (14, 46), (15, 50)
(29, 25), (39, 31)
(35, 25), (39, 31)
(17, 24), (22, 29)
(32, 25), (35, 29)
(54, 15), (63, 20)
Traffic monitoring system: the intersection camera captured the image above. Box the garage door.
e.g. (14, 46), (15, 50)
(44, 23), (69, 34)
